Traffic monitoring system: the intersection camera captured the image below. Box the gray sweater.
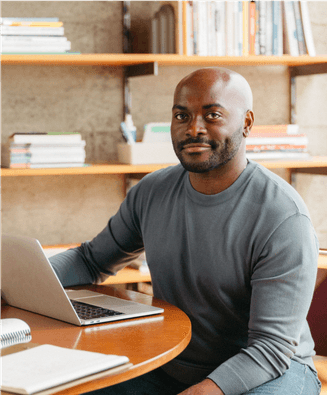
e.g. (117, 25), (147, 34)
(50, 160), (319, 395)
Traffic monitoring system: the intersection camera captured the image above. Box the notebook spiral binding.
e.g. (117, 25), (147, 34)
(1, 334), (32, 348)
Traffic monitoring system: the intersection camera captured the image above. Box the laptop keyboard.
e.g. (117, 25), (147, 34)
(70, 300), (123, 320)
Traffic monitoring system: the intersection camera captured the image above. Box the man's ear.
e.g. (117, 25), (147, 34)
(243, 110), (254, 138)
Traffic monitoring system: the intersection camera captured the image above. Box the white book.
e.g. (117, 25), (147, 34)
(0, 17), (59, 23)
(186, 1), (194, 56)
(272, 1), (283, 56)
(247, 151), (310, 160)
(300, 0), (316, 56)
(2, 44), (71, 53)
(27, 154), (86, 164)
(246, 135), (308, 146)
(1, 344), (129, 395)
(293, 1), (306, 55)
(259, 1), (267, 55)
(10, 133), (82, 144)
(197, 1), (208, 56)
(1, 36), (67, 43)
(235, 1), (243, 57)
(283, 1), (300, 56)
(1, 26), (64, 36)
(192, 1), (199, 55)
(207, 1), (216, 56)
(265, 1), (273, 56)
(215, 1), (225, 56)
(225, 1), (234, 56)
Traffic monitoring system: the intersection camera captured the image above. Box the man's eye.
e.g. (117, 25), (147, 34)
(175, 113), (188, 121)
(206, 112), (221, 120)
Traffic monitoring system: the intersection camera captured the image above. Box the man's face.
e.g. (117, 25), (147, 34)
(171, 77), (246, 173)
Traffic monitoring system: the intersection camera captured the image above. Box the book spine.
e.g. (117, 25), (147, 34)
(255, 1), (260, 55)
(272, 1), (278, 55)
(1, 17), (59, 22)
(249, 1), (256, 55)
(265, 1), (273, 56)
(235, 1), (243, 57)
(299, 1), (315, 56)
(225, 1), (234, 56)
(186, 1), (194, 56)
(208, 1), (216, 56)
(283, 1), (300, 56)
(215, 1), (225, 56)
(259, 1), (266, 55)
(242, 1), (249, 56)
(192, 1), (198, 55)
(1, 36), (68, 43)
(1, 26), (65, 36)
(197, 2), (208, 56)
(293, 1), (307, 55)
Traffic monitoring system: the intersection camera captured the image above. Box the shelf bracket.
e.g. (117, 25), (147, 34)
(290, 63), (327, 77)
(126, 62), (158, 78)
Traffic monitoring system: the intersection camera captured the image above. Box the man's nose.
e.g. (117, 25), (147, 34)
(186, 116), (207, 137)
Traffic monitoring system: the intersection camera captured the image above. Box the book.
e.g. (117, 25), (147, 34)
(283, 1), (300, 56)
(265, 1), (273, 56)
(1, 35), (68, 43)
(247, 151), (310, 160)
(241, 1), (249, 56)
(293, 1), (307, 55)
(9, 132), (83, 144)
(0, 17), (59, 22)
(259, 1), (267, 54)
(1, 21), (63, 27)
(215, 1), (225, 56)
(1, 44), (71, 54)
(300, 0), (316, 56)
(251, 124), (299, 134)
(249, 1), (256, 55)
(1, 26), (65, 36)
(272, 1), (283, 56)
(1, 344), (129, 395)
(225, 1), (234, 56)
(0, 319), (32, 349)
(197, 1), (208, 56)
(235, 1), (243, 57)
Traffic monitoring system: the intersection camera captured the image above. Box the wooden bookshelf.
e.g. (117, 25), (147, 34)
(1, 54), (327, 68)
(2, 157), (327, 182)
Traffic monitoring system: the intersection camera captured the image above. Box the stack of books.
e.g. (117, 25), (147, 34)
(168, 1), (315, 57)
(1, 132), (86, 169)
(0, 17), (73, 54)
(246, 124), (309, 160)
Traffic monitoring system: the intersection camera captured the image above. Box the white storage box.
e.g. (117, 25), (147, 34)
(118, 142), (179, 165)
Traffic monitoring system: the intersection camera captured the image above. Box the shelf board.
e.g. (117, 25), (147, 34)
(0, 163), (177, 177)
(1, 53), (327, 67)
(2, 157), (327, 177)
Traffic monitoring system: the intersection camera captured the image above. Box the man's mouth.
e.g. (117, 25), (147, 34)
(182, 143), (212, 153)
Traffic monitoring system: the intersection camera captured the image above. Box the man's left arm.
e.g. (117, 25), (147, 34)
(182, 213), (319, 395)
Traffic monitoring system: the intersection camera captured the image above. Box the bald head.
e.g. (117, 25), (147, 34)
(174, 67), (253, 113)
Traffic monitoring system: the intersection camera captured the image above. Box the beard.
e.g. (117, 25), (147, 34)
(173, 125), (244, 173)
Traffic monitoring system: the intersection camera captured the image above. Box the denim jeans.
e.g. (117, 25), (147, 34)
(86, 360), (321, 395)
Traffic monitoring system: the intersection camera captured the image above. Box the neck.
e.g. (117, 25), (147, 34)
(188, 154), (248, 195)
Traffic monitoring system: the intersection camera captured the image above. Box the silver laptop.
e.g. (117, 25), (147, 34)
(1, 234), (163, 326)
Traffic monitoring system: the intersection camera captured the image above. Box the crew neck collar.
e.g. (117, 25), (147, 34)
(185, 160), (256, 206)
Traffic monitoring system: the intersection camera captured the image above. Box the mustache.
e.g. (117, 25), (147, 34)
(177, 137), (218, 151)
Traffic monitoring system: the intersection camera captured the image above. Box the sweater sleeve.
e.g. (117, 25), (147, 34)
(50, 186), (145, 287)
(207, 213), (319, 395)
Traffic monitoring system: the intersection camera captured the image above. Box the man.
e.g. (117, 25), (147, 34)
(50, 68), (321, 394)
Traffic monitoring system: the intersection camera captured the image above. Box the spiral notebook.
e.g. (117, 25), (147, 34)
(0, 318), (32, 349)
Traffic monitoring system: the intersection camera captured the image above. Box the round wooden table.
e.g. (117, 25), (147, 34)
(1, 285), (192, 394)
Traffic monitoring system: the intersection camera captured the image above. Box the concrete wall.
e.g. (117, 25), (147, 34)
(1, 1), (327, 247)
